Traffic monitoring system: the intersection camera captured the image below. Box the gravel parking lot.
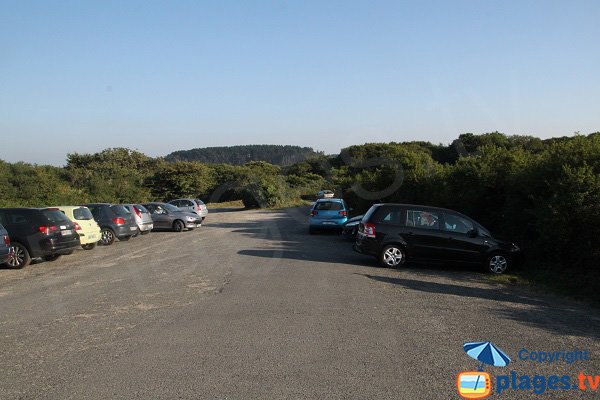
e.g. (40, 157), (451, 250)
(1, 207), (599, 399)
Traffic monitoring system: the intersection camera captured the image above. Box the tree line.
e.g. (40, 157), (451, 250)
(165, 144), (322, 166)
(0, 132), (599, 301)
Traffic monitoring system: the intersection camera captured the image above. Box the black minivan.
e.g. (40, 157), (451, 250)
(0, 208), (81, 269)
(83, 203), (138, 245)
(354, 203), (521, 274)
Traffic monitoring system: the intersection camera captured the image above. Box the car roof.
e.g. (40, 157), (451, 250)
(51, 205), (90, 211)
(371, 203), (465, 214)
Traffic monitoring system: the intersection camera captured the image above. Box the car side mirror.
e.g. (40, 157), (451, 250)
(467, 228), (478, 238)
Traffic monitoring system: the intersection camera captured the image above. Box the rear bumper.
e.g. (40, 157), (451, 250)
(137, 222), (154, 232)
(77, 230), (102, 245)
(0, 247), (11, 264)
(41, 237), (81, 255)
(113, 225), (138, 239)
(354, 234), (379, 256)
(309, 218), (347, 229)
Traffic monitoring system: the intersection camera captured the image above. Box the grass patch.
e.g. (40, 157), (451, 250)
(205, 200), (244, 208)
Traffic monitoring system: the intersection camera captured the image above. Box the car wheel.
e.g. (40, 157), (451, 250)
(44, 254), (61, 262)
(100, 228), (116, 245)
(487, 253), (509, 274)
(173, 220), (185, 232)
(7, 243), (31, 269)
(82, 243), (96, 250)
(379, 244), (406, 268)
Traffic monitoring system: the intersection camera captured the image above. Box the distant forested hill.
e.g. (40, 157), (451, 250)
(165, 145), (323, 166)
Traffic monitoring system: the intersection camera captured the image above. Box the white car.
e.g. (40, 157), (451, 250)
(316, 190), (335, 199)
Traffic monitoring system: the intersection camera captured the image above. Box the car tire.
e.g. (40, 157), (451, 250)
(173, 220), (185, 232)
(44, 254), (61, 262)
(82, 243), (96, 250)
(486, 253), (509, 274)
(7, 243), (31, 269)
(100, 228), (116, 245)
(379, 244), (406, 268)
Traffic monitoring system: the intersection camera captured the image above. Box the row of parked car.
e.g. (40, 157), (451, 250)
(308, 198), (522, 274)
(0, 198), (209, 269)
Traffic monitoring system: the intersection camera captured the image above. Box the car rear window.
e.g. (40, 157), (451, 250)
(314, 201), (343, 211)
(73, 207), (94, 220)
(110, 205), (131, 216)
(43, 210), (71, 224)
(134, 205), (149, 214)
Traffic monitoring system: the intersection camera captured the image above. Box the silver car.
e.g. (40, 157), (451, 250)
(0, 224), (12, 265)
(142, 202), (202, 232)
(168, 198), (208, 221)
(123, 204), (154, 235)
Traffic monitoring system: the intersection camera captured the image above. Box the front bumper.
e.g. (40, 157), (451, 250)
(185, 220), (202, 228)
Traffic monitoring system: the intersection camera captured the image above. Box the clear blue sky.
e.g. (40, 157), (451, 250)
(1, 0), (599, 165)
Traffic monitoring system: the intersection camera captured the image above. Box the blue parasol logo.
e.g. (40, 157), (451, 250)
(463, 341), (511, 370)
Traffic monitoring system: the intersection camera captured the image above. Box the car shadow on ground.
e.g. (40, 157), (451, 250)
(357, 273), (600, 340)
(212, 208), (600, 340)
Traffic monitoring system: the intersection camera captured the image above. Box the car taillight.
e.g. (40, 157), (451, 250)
(133, 207), (142, 218)
(112, 217), (125, 225)
(339, 211), (348, 217)
(310, 210), (318, 216)
(74, 222), (82, 231)
(38, 225), (58, 235)
(363, 223), (376, 238)
(2, 235), (9, 245)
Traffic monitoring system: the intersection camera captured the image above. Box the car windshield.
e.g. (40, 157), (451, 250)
(314, 201), (343, 211)
(163, 203), (180, 212)
(73, 207), (94, 220)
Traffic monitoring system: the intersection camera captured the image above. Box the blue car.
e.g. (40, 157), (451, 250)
(309, 198), (349, 234)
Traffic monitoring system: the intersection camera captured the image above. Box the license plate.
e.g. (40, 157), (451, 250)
(61, 229), (73, 236)
(88, 234), (96, 240)
(130, 226), (137, 231)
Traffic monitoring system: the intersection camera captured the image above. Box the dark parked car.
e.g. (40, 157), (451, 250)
(341, 215), (364, 240)
(83, 203), (138, 245)
(0, 208), (81, 269)
(354, 203), (521, 274)
(0, 223), (12, 265)
(142, 202), (202, 232)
